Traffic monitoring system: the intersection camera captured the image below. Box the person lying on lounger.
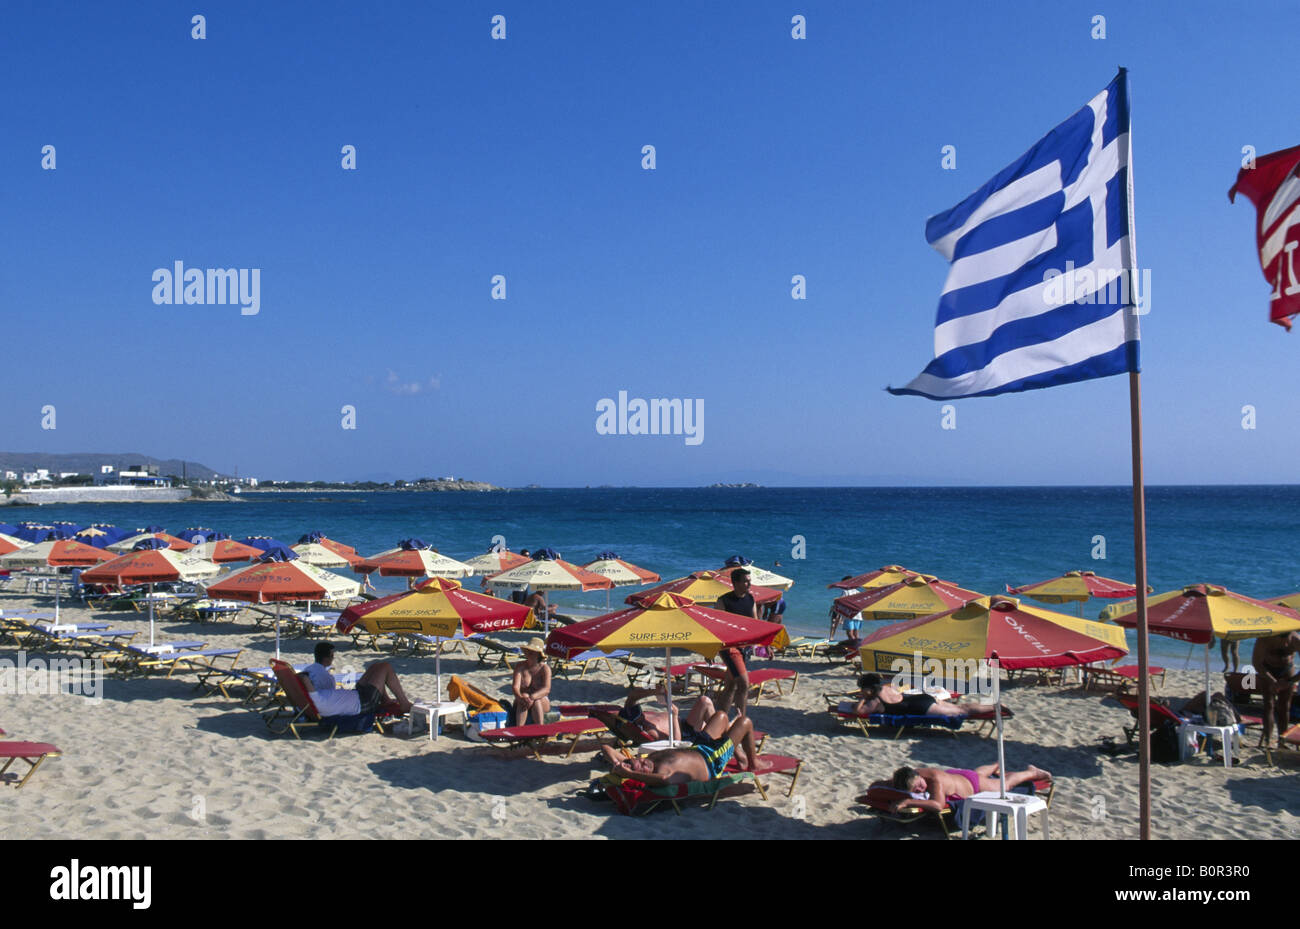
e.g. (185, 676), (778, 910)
(839, 672), (972, 718)
(299, 642), (413, 716)
(616, 686), (717, 742)
(599, 711), (759, 785)
(887, 763), (1052, 813)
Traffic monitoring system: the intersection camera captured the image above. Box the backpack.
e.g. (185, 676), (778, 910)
(1207, 693), (1241, 727)
(1152, 719), (1182, 763)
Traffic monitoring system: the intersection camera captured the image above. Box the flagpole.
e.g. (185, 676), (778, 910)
(1129, 371), (1152, 840)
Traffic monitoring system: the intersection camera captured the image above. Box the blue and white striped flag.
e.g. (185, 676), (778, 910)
(889, 71), (1140, 400)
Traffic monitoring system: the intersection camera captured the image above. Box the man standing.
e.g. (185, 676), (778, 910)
(1251, 631), (1300, 748)
(715, 568), (757, 718)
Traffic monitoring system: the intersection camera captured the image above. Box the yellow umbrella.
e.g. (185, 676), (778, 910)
(833, 575), (984, 622)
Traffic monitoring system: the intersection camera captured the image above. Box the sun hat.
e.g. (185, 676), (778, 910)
(523, 637), (547, 656)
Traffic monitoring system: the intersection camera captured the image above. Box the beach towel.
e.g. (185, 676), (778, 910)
(447, 674), (504, 714)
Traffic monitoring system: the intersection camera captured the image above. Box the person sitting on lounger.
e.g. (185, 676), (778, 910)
(511, 638), (553, 725)
(839, 672), (972, 718)
(886, 763), (1052, 812)
(299, 642), (413, 717)
(615, 686), (717, 742)
(599, 710), (759, 785)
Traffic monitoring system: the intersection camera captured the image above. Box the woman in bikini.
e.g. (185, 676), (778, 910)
(840, 672), (972, 717)
(511, 638), (552, 725)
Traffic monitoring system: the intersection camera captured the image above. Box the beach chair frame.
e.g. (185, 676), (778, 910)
(0, 743), (62, 789)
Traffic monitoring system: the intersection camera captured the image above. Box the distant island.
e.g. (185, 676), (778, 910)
(243, 477), (503, 493)
(708, 482), (763, 488)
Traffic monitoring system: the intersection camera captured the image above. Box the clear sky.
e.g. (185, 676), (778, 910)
(3, 0), (1297, 486)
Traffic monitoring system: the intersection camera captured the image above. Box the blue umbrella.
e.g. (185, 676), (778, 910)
(254, 544), (299, 562)
(239, 536), (294, 553)
(132, 538), (170, 551)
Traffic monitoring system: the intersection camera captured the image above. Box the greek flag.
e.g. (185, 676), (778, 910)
(889, 71), (1140, 400)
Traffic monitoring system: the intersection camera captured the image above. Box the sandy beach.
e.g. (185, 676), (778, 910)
(3, 593), (1296, 841)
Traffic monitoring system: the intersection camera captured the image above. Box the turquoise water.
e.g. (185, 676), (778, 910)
(11, 486), (1299, 669)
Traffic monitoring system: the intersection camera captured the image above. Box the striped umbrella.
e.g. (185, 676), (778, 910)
(547, 592), (786, 729)
(0, 539), (117, 620)
(832, 575), (984, 621)
(109, 532), (195, 553)
(82, 549), (221, 647)
(0, 533), (31, 556)
(828, 565), (924, 590)
(337, 577), (534, 698)
(1103, 584), (1300, 701)
(291, 542), (362, 569)
(583, 554), (660, 608)
(860, 595), (1129, 796)
(205, 561), (361, 658)
(185, 539), (264, 563)
(356, 544), (476, 580)
(463, 549), (531, 576)
(628, 571), (782, 608)
(1008, 569), (1145, 616)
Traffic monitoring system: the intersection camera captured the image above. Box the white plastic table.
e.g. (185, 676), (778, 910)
(1178, 722), (1240, 768)
(960, 791), (1049, 840)
(638, 740), (692, 752)
(405, 700), (468, 741)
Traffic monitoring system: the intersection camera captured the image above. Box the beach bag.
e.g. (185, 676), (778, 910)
(1207, 693), (1241, 727)
(1152, 720), (1181, 763)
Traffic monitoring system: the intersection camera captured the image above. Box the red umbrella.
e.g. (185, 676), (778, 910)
(831, 575), (983, 621)
(82, 549), (219, 647)
(190, 539), (265, 563)
(828, 565), (921, 590)
(628, 571), (782, 607)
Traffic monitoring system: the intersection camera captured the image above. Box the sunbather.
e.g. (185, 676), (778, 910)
(511, 638), (552, 725)
(616, 686), (717, 742)
(839, 672), (972, 718)
(599, 711), (758, 785)
(887, 763), (1052, 812)
(298, 642), (412, 716)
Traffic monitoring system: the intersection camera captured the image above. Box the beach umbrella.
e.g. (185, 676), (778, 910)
(0, 533), (31, 556)
(1007, 570), (1144, 616)
(109, 531), (194, 553)
(828, 565), (924, 590)
(546, 592), (786, 732)
(463, 549), (531, 576)
(291, 542), (362, 569)
(485, 553), (614, 634)
(860, 595), (1129, 797)
(0, 539), (117, 620)
(175, 528), (227, 545)
(628, 571), (782, 608)
(0, 522), (19, 536)
(583, 553), (661, 608)
(297, 532), (358, 557)
(355, 541), (476, 581)
(337, 577), (534, 698)
(711, 561), (794, 590)
(832, 575), (984, 621)
(81, 549), (221, 648)
(205, 561), (361, 658)
(185, 539), (264, 563)
(1103, 584), (1300, 701)
(238, 536), (296, 553)
(11, 524), (61, 543)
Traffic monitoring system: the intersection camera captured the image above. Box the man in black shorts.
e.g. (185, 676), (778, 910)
(299, 641), (413, 717)
(715, 568), (759, 718)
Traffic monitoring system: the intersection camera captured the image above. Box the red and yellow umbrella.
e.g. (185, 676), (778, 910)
(628, 571), (782, 608)
(1007, 569), (1142, 605)
(338, 577), (535, 695)
(832, 575), (983, 622)
(828, 565), (922, 591)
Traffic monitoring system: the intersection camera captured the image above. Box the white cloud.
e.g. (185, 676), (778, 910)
(384, 370), (441, 396)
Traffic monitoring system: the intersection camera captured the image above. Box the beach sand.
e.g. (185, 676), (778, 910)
(3, 594), (1296, 840)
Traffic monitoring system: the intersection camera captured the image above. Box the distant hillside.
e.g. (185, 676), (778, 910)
(0, 452), (228, 481)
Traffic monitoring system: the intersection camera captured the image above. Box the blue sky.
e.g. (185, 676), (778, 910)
(2, 0), (1297, 486)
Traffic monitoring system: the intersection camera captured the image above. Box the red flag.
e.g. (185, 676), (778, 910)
(1229, 144), (1300, 330)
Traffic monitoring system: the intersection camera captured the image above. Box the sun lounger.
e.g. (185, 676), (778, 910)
(474, 637), (522, 669)
(725, 753), (803, 798)
(477, 718), (609, 759)
(1085, 660), (1166, 693)
(602, 771), (758, 815)
(260, 660), (401, 740)
(113, 640), (209, 677)
(552, 649), (631, 679)
(590, 708), (768, 753)
(856, 777), (1053, 839)
(777, 636), (834, 659)
(691, 664), (799, 702)
(0, 741), (62, 789)
(825, 694), (1012, 739)
(45, 628), (141, 658)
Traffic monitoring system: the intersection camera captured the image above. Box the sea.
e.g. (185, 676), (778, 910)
(10, 485), (1299, 670)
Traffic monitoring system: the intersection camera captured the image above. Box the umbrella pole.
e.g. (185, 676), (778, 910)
(993, 658), (1007, 799)
(149, 582), (155, 647)
(664, 647), (674, 741)
(1205, 642), (1211, 703)
(275, 601), (281, 660)
(436, 640), (443, 708)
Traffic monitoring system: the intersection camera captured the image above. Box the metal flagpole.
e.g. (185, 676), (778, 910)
(1129, 368), (1152, 839)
